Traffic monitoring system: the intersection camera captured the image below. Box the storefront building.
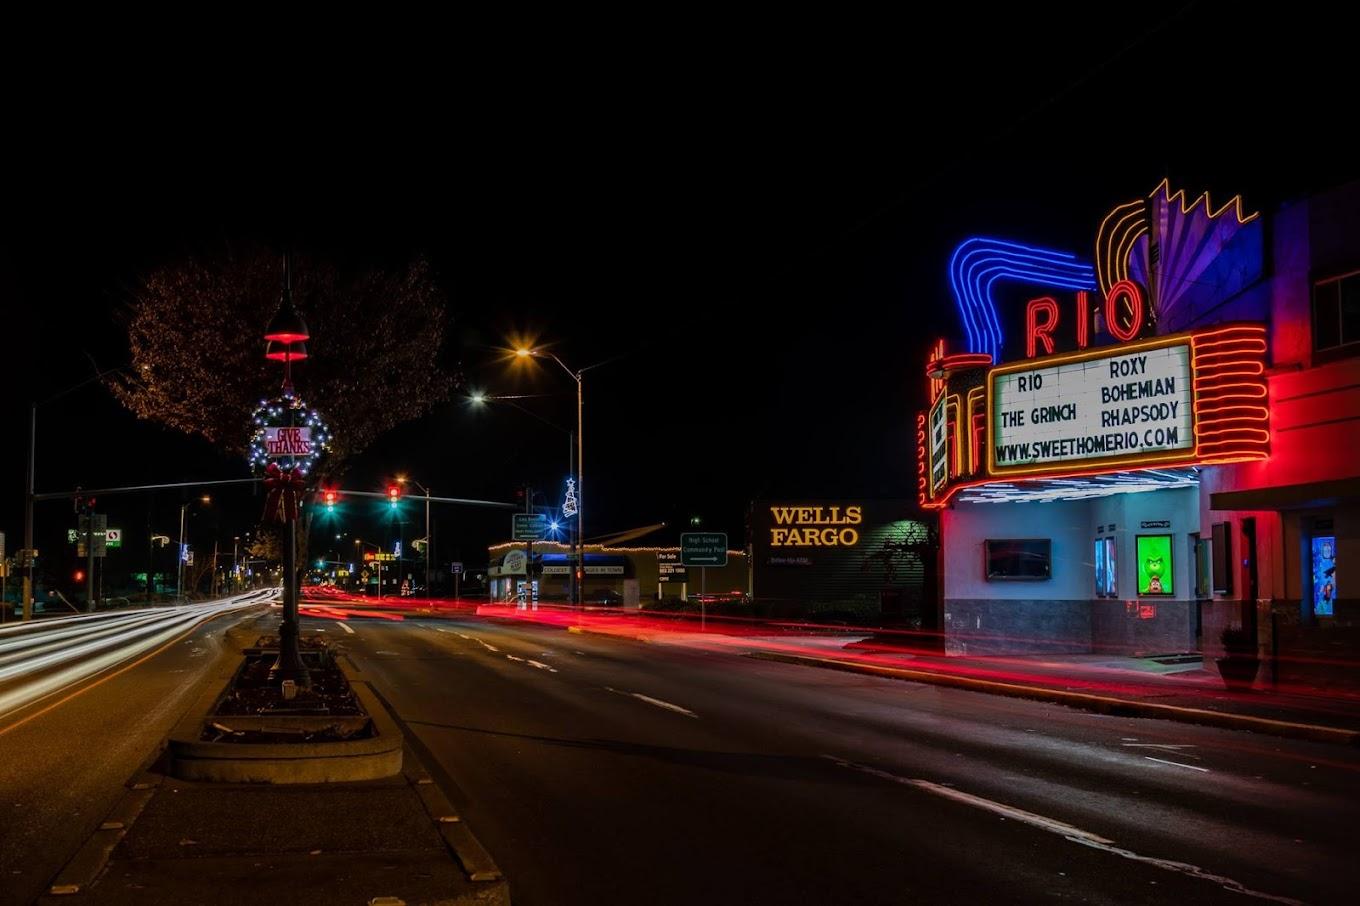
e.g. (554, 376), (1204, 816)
(486, 541), (747, 607)
(749, 500), (933, 623)
(920, 180), (1359, 662)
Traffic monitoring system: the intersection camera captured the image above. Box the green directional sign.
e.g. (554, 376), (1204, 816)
(512, 514), (548, 541)
(681, 532), (728, 567)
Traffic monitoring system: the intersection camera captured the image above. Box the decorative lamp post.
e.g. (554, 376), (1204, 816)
(255, 254), (329, 689)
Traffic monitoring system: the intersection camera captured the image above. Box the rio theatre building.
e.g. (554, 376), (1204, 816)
(920, 180), (1360, 666)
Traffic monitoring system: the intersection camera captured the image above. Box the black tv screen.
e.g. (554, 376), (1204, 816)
(986, 539), (1052, 580)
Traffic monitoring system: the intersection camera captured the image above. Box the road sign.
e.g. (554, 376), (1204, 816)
(68, 529), (79, 544)
(681, 533), (728, 567)
(657, 550), (687, 582)
(450, 561), (464, 575)
(512, 513), (548, 541)
(105, 528), (122, 549)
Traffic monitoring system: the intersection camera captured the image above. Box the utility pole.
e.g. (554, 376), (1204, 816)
(523, 483), (533, 610)
(23, 404), (35, 620)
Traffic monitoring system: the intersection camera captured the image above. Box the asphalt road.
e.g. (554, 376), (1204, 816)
(0, 599), (271, 905)
(323, 612), (1360, 906)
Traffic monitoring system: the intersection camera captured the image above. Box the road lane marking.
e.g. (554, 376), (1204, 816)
(1121, 743), (1196, 751)
(527, 660), (558, 673)
(471, 638), (499, 653)
(1143, 756), (1210, 772)
(630, 693), (696, 718)
(602, 686), (697, 717)
(506, 655), (526, 662)
(457, 633), (471, 640)
(336, 622), (356, 635)
(826, 756), (1299, 905)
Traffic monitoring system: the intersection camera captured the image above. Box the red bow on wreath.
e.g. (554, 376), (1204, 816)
(262, 462), (307, 524)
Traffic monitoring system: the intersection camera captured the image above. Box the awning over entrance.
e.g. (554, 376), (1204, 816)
(1210, 476), (1360, 511)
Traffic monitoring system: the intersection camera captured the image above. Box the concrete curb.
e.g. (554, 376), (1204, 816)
(746, 651), (1360, 747)
(45, 769), (161, 896)
(167, 658), (403, 783)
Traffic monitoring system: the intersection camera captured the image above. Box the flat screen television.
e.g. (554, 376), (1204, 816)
(985, 539), (1051, 580)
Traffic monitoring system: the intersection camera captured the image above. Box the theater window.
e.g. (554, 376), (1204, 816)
(1313, 270), (1360, 358)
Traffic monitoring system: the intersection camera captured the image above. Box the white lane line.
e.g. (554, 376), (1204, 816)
(527, 659), (558, 673)
(602, 686), (698, 717)
(826, 757), (1298, 905)
(630, 693), (697, 718)
(434, 627), (450, 633)
(506, 655), (526, 662)
(1143, 756), (1210, 773)
(472, 638), (499, 653)
(457, 633), (471, 640)
(336, 622), (356, 635)
(1121, 743), (1196, 750)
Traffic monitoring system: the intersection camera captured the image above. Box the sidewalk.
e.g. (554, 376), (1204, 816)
(491, 608), (1360, 745)
(41, 748), (507, 906)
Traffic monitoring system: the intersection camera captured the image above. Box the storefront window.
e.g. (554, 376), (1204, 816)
(1094, 537), (1117, 597)
(1312, 536), (1337, 617)
(1136, 534), (1174, 596)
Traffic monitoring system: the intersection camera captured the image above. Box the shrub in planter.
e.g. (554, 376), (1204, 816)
(1216, 625), (1259, 690)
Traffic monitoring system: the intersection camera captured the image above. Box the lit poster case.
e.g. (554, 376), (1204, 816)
(1094, 537), (1117, 597)
(1136, 534), (1173, 596)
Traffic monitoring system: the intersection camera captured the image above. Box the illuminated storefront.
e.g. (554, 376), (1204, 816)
(750, 501), (933, 622)
(919, 180), (1360, 661)
(486, 541), (748, 607)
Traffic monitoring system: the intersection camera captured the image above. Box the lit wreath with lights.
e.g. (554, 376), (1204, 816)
(247, 394), (332, 477)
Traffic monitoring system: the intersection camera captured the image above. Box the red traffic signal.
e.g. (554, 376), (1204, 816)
(73, 569), (86, 583)
(387, 486), (401, 505)
(323, 489), (338, 509)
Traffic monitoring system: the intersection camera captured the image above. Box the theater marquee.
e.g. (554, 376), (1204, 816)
(990, 336), (1194, 475)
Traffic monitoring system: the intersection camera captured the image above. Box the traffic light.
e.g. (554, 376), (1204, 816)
(73, 569), (85, 583)
(323, 489), (338, 510)
(387, 485), (401, 506)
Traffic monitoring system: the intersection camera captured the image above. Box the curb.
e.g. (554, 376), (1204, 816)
(746, 651), (1360, 747)
(45, 767), (162, 897)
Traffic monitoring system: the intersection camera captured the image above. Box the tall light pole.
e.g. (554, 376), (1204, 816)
(397, 476), (432, 596)
(22, 366), (126, 620)
(516, 348), (585, 605)
(176, 495), (211, 601)
(468, 392), (576, 602)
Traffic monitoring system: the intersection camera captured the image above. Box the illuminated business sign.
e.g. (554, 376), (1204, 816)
(990, 337), (1193, 475)
(768, 505), (862, 547)
(928, 397), (948, 493)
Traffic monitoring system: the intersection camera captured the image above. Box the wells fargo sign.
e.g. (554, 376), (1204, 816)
(768, 505), (862, 546)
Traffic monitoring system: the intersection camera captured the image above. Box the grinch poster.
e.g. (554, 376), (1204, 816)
(1137, 535), (1173, 596)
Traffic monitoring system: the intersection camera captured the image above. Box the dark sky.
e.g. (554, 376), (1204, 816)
(2, 4), (1353, 585)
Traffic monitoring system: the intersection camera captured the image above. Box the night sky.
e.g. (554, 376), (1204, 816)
(2, 5), (1352, 588)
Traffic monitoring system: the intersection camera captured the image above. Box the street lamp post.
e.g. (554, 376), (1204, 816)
(176, 495), (211, 601)
(469, 393), (577, 604)
(516, 348), (585, 606)
(22, 366), (126, 620)
(262, 253), (312, 689)
(397, 476), (432, 597)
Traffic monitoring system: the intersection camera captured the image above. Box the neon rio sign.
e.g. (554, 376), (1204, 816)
(918, 182), (1271, 510)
